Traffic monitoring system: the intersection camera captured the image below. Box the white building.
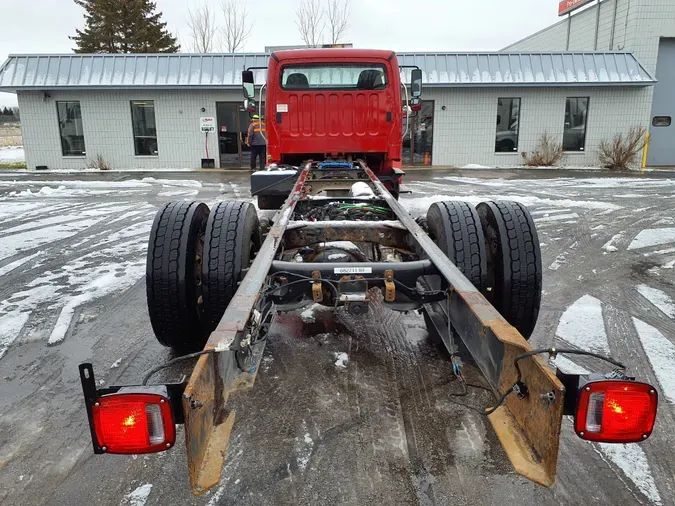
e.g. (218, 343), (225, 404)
(0, 0), (672, 169)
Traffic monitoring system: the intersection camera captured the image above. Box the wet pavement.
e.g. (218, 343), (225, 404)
(0, 169), (673, 506)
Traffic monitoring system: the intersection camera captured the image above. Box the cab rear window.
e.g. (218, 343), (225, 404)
(280, 64), (388, 91)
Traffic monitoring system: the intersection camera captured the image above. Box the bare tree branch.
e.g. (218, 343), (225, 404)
(221, 0), (252, 52)
(296, 0), (324, 47)
(326, 0), (350, 44)
(186, 2), (219, 53)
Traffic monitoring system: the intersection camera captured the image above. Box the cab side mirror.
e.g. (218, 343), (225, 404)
(411, 68), (422, 98)
(242, 70), (255, 100)
(244, 99), (257, 114)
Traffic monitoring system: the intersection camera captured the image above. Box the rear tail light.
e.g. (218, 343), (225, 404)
(92, 393), (175, 454)
(575, 380), (657, 443)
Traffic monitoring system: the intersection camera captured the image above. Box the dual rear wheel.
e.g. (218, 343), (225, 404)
(424, 199), (542, 339)
(146, 201), (261, 354)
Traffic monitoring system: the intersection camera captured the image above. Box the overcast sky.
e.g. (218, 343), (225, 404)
(0, 0), (562, 106)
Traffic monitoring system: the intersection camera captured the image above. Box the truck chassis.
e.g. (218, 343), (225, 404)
(81, 161), (657, 496)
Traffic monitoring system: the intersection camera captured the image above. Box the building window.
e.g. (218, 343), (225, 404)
(563, 97), (589, 151)
(652, 116), (671, 127)
(57, 101), (85, 156)
(131, 101), (158, 156)
(495, 98), (520, 152)
(280, 64), (388, 90)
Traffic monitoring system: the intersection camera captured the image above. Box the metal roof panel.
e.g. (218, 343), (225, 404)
(0, 52), (656, 92)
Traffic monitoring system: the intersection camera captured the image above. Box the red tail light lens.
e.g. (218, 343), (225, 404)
(575, 381), (658, 443)
(92, 393), (175, 454)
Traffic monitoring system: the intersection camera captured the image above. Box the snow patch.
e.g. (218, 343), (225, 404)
(628, 228), (675, 250)
(0, 146), (25, 162)
(552, 355), (590, 375)
(0, 218), (103, 261)
(632, 318), (675, 403)
(460, 163), (492, 169)
(535, 212), (579, 223)
(637, 285), (675, 319)
(595, 444), (662, 505)
(110, 358), (123, 369)
(334, 352), (348, 368)
(157, 189), (199, 197)
(300, 305), (318, 322)
(0, 251), (42, 277)
(121, 483), (153, 506)
(556, 295), (609, 354)
(0, 312), (30, 360)
(141, 177), (202, 187)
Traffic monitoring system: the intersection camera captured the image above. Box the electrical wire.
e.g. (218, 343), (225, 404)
(142, 349), (216, 386)
(447, 347), (626, 416)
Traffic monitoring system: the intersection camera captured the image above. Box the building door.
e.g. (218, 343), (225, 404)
(402, 100), (434, 166)
(216, 102), (265, 168)
(648, 38), (675, 167)
(216, 102), (241, 167)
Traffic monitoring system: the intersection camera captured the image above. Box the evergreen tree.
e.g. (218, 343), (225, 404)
(1, 107), (8, 115)
(71, 0), (179, 53)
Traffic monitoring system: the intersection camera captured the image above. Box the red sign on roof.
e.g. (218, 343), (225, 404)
(559, 0), (594, 16)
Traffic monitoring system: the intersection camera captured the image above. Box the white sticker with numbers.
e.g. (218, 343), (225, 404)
(333, 267), (372, 274)
(276, 104), (288, 113)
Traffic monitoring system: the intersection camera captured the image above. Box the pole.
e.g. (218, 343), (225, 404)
(594, 0), (602, 50)
(609, 0), (619, 49)
(641, 131), (650, 169)
(566, 13), (572, 50)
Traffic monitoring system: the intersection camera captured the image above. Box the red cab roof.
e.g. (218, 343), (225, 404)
(271, 48), (396, 62)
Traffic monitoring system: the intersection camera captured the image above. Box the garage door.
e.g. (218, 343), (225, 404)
(648, 38), (675, 167)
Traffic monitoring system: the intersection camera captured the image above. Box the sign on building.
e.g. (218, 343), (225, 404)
(200, 116), (216, 133)
(558, 0), (594, 16)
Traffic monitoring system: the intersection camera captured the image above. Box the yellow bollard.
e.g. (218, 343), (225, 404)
(641, 131), (651, 171)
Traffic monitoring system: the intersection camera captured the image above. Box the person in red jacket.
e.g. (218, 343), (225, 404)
(247, 114), (266, 170)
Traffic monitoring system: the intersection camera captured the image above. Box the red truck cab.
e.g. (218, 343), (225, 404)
(243, 49), (422, 206)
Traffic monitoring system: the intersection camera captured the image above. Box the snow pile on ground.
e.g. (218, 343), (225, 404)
(9, 185), (67, 197)
(602, 232), (624, 253)
(334, 352), (348, 368)
(0, 146), (24, 162)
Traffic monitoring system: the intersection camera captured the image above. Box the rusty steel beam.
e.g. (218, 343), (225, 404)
(182, 166), (310, 495)
(362, 164), (564, 487)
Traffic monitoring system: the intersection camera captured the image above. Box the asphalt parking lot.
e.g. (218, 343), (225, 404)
(0, 168), (673, 506)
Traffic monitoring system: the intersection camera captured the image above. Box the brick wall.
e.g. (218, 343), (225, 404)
(18, 89), (243, 170)
(424, 85), (652, 167)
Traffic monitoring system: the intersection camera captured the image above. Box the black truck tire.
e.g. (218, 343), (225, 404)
(476, 200), (542, 339)
(202, 201), (261, 332)
(146, 201), (211, 354)
(426, 200), (488, 291)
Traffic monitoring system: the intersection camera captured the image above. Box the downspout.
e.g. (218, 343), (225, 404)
(609, 0), (619, 49)
(566, 13), (572, 50)
(594, 0), (602, 50)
